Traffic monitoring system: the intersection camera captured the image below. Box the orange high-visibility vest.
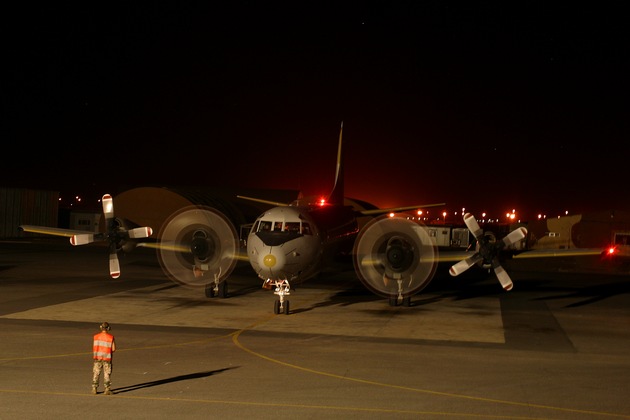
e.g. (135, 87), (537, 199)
(93, 331), (115, 361)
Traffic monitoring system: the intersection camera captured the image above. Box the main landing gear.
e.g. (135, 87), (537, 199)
(386, 276), (412, 307)
(205, 280), (228, 298)
(203, 269), (228, 298)
(264, 279), (290, 315)
(388, 295), (412, 307)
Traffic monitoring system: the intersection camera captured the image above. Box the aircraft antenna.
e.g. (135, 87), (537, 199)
(328, 121), (345, 205)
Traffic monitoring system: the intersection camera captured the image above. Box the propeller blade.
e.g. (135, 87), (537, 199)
(493, 263), (513, 291)
(109, 250), (121, 279)
(70, 233), (95, 246)
(128, 226), (153, 239)
(102, 194), (114, 221)
(449, 253), (483, 276)
(503, 227), (527, 246)
(463, 213), (483, 240)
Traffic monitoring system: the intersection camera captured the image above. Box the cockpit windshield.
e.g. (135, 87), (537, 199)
(254, 220), (312, 235)
(284, 222), (300, 233)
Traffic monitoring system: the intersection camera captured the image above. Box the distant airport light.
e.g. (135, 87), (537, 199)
(389, 212), (395, 218)
(506, 209), (516, 221)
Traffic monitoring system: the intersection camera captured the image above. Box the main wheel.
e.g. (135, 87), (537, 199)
(218, 281), (228, 298)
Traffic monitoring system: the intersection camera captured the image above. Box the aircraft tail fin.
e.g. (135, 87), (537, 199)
(328, 121), (345, 205)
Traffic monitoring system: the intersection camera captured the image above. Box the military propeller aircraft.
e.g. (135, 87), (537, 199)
(20, 123), (534, 314)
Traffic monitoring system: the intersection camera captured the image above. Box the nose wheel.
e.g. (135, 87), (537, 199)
(265, 279), (291, 314)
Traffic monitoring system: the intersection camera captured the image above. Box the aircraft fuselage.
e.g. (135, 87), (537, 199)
(246, 204), (359, 283)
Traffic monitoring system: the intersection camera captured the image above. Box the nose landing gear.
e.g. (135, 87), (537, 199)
(263, 279), (291, 314)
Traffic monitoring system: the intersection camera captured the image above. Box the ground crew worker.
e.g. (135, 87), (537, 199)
(92, 322), (116, 395)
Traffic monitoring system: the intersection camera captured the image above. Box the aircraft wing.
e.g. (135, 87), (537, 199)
(440, 247), (603, 263)
(138, 240), (250, 263)
(359, 203), (446, 217)
(19, 225), (95, 237)
(236, 195), (290, 207)
(513, 248), (603, 258)
(436, 251), (478, 263)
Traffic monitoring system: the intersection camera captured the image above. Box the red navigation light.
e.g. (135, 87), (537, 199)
(602, 246), (618, 261)
(318, 198), (326, 207)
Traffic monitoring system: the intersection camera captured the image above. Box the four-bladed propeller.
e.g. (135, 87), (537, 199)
(449, 213), (527, 291)
(69, 194), (153, 278)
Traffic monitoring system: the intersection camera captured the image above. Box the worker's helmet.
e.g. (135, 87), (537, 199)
(100, 322), (111, 331)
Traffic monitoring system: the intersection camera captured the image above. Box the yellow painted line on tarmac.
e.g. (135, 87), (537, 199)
(0, 331), (235, 362)
(0, 283), (328, 363)
(0, 388), (548, 418)
(2, 315), (629, 419)
(230, 328), (630, 420)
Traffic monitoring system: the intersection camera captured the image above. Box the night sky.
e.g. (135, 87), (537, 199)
(3, 4), (629, 221)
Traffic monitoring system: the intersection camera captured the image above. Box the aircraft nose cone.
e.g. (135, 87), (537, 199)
(263, 254), (277, 268)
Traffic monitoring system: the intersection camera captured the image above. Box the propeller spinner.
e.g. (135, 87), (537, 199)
(449, 213), (526, 291)
(69, 194), (153, 278)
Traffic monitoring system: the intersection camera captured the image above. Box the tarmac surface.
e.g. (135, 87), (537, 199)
(1, 238), (630, 419)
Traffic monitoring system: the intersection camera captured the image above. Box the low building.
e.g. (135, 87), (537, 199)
(0, 188), (59, 238)
(526, 210), (630, 250)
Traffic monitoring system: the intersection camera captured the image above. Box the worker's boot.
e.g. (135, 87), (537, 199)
(104, 384), (112, 395)
(91, 386), (97, 395)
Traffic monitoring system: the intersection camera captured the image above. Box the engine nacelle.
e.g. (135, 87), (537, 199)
(156, 206), (238, 288)
(110, 218), (145, 253)
(353, 216), (438, 299)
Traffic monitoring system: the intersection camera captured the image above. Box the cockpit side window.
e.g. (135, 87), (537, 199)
(273, 221), (284, 232)
(302, 223), (312, 235)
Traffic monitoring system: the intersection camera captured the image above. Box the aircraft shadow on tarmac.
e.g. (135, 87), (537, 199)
(528, 277), (630, 307)
(110, 367), (239, 394)
(285, 267), (503, 314)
